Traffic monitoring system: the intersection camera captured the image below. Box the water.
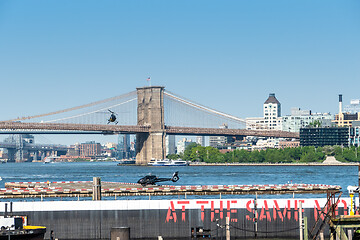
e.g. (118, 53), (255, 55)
(0, 162), (358, 199)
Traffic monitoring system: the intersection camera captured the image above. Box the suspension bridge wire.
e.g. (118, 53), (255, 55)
(5, 91), (137, 122)
(42, 98), (137, 123)
(166, 91), (272, 130)
(164, 90), (246, 125)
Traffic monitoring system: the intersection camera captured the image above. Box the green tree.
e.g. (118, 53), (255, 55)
(182, 143), (200, 161)
(204, 147), (224, 163)
(167, 154), (181, 160)
(308, 120), (322, 128)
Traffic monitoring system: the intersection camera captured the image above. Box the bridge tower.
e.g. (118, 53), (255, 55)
(136, 86), (166, 165)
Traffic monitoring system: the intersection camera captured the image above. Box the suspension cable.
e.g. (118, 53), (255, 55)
(6, 91), (137, 122)
(43, 98), (137, 123)
(164, 91), (246, 124)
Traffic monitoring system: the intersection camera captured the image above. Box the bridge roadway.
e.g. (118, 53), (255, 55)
(0, 122), (299, 138)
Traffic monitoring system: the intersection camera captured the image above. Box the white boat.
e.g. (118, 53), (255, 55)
(148, 159), (189, 166)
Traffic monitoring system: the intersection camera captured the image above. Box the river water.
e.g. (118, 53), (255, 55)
(0, 162), (358, 199)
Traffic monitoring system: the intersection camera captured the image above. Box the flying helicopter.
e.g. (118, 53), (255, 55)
(107, 109), (118, 124)
(137, 171), (180, 186)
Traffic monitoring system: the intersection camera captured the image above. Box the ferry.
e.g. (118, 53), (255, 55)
(148, 159), (189, 166)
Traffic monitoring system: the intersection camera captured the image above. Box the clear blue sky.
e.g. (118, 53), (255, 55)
(0, 1), (359, 145)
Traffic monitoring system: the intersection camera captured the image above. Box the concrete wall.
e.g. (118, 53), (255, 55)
(0, 198), (351, 239)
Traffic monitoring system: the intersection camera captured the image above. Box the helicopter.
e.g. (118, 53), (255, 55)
(137, 171), (180, 186)
(107, 109), (118, 124)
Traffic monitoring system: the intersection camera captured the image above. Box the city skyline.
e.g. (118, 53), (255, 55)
(0, 1), (359, 145)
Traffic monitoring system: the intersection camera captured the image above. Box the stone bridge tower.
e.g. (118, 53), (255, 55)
(136, 86), (166, 165)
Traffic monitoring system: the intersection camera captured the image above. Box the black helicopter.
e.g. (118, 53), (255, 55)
(107, 109), (118, 124)
(137, 171), (180, 186)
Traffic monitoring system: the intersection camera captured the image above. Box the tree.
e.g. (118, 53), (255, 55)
(308, 120), (322, 128)
(204, 147), (224, 163)
(167, 154), (181, 160)
(182, 143), (200, 161)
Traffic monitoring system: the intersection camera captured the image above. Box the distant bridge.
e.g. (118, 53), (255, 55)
(0, 86), (299, 164)
(0, 137), (68, 162)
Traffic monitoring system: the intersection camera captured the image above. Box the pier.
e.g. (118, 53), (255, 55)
(1, 181), (341, 198)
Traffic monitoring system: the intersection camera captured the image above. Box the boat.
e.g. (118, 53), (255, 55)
(148, 159), (189, 166)
(0, 216), (46, 240)
(43, 155), (59, 164)
(117, 159), (136, 165)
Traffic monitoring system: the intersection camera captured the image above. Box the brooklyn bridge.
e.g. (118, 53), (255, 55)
(0, 86), (298, 164)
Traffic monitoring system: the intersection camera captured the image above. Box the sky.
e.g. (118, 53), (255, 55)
(0, 0), (359, 145)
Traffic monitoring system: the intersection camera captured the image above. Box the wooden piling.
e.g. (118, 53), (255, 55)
(92, 177), (101, 201)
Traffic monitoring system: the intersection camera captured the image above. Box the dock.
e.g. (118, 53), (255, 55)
(0, 181), (341, 198)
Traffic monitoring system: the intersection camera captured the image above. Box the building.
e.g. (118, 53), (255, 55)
(80, 141), (102, 157)
(105, 142), (117, 149)
(333, 94), (360, 127)
(282, 107), (333, 132)
(176, 138), (193, 154)
(246, 93), (282, 130)
(67, 144), (80, 156)
(278, 140), (300, 148)
(350, 121), (360, 147)
(209, 124), (232, 147)
(253, 138), (280, 150)
(166, 135), (176, 155)
(300, 127), (349, 147)
(196, 136), (205, 146)
(246, 117), (267, 130)
(118, 134), (131, 159)
(264, 93), (281, 130)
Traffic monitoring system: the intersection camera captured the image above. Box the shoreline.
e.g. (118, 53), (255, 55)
(189, 162), (359, 166)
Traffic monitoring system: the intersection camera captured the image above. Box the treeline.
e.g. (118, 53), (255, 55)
(167, 143), (360, 163)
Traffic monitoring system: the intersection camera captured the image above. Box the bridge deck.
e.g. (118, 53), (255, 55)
(1, 181), (340, 199)
(0, 122), (299, 138)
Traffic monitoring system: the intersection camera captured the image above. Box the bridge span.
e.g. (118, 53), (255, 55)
(0, 122), (299, 139)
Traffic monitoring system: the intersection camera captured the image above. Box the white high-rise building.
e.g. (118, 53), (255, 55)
(246, 93), (282, 130)
(263, 93), (281, 130)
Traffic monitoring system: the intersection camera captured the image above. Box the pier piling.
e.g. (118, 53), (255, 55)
(92, 177), (101, 201)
